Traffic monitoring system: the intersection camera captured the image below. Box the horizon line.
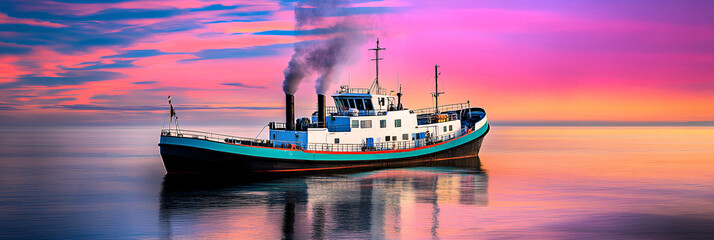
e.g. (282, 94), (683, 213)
(1, 121), (714, 128)
(491, 121), (714, 127)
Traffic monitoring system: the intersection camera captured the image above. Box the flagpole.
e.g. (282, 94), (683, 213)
(168, 96), (173, 133)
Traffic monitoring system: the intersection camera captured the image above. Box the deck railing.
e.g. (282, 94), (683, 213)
(338, 86), (387, 95)
(410, 102), (470, 115)
(161, 126), (475, 153)
(162, 128), (289, 147)
(268, 122), (286, 130)
(325, 106), (338, 114)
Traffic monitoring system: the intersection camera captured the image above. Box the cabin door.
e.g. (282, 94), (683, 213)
(426, 126), (438, 138)
(365, 138), (374, 147)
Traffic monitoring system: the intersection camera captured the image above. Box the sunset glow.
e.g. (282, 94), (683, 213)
(1, 0), (713, 126)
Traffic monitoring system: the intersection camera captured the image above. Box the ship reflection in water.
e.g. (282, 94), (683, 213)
(159, 157), (487, 239)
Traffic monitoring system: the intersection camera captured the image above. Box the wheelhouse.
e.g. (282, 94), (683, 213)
(331, 85), (396, 116)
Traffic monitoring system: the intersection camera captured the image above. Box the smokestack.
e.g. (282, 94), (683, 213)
(317, 94), (326, 128)
(286, 94), (295, 131)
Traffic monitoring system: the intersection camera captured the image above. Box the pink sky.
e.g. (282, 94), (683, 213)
(0, 0), (713, 126)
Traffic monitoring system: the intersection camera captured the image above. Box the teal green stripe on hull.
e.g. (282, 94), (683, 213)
(159, 120), (488, 162)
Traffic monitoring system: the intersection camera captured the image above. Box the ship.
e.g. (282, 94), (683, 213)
(159, 39), (490, 174)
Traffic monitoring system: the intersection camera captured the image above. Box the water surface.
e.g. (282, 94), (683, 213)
(1, 126), (713, 239)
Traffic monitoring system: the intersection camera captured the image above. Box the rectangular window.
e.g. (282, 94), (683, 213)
(356, 99), (365, 110)
(449, 125), (453, 131)
(360, 120), (372, 128)
(380, 119), (387, 128)
(402, 134), (409, 140)
(395, 119), (402, 128)
(393, 136), (397, 141)
(443, 126), (447, 132)
(364, 99), (373, 110)
(385, 136), (390, 141)
(348, 99), (356, 108)
(334, 138), (340, 144)
(341, 99), (349, 109)
(352, 120), (359, 128)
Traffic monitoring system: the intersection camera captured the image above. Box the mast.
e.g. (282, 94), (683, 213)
(168, 95), (180, 133)
(432, 65), (444, 113)
(369, 38), (386, 93)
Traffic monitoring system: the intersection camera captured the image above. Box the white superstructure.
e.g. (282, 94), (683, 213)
(270, 84), (468, 149)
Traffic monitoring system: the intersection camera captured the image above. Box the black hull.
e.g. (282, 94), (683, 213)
(159, 127), (488, 174)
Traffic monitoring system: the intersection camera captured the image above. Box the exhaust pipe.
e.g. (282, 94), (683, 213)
(286, 94), (294, 130)
(317, 94), (326, 128)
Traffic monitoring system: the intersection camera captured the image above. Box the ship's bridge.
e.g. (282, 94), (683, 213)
(329, 85), (396, 117)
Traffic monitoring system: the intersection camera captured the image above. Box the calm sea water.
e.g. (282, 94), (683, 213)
(1, 126), (713, 239)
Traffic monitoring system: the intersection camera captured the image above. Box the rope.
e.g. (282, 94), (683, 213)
(255, 124), (269, 139)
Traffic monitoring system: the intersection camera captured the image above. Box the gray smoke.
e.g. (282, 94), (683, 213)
(282, 0), (368, 95)
(282, 44), (308, 95)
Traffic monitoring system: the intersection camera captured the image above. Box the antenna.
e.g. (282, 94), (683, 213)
(432, 65), (444, 113)
(369, 38), (386, 94)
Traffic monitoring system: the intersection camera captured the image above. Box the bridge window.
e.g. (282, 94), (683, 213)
(395, 119), (401, 127)
(352, 120), (359, 128)
(360, 120), (372, 128)
(356, 99), (365, 110)
(335, 98), (344, 109)
(341, 99), (349, 109)
(380, 119), (387, 128)
(364, 99), (374, 110)
(348, 99), (356, 109)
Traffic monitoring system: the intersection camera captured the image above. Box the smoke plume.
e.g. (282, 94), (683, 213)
(282, 0), (370, 95)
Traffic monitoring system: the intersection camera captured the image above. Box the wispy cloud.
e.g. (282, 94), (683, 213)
(179, 43), (292, 62)
(61, 60), (137, 70)
(0, 44), (32, 55)
(220, 11), (272, 17)
(253, 28), (339, 36)
(190, 4), (246, 12)
(132, 81), (158, 85)
(221, 82), (267, 89)
(5, 71), (126, 87)
(101, 49), (181, 58)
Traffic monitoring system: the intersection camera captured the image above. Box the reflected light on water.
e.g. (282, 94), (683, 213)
(159, 159), (487, 239)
